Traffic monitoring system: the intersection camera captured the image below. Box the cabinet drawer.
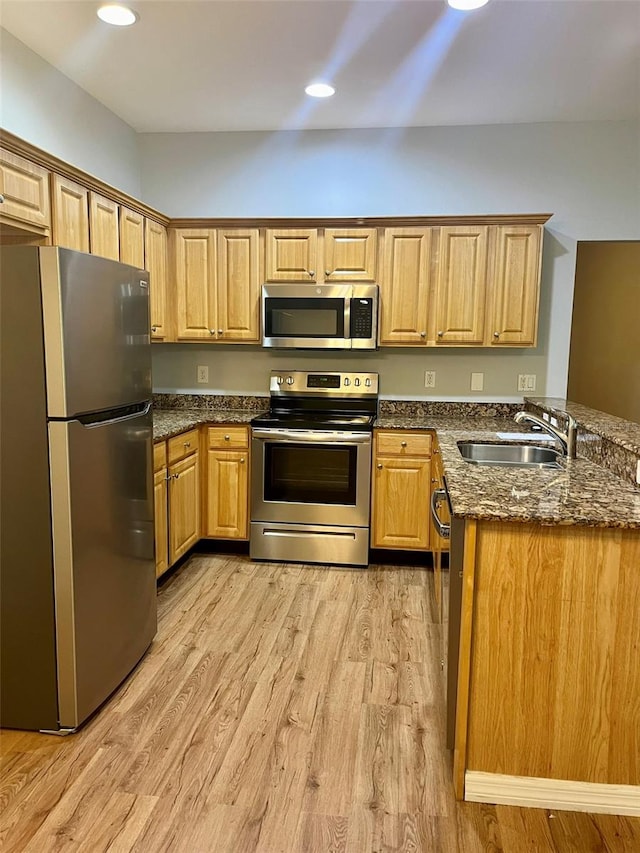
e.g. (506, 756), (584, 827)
(376, 431), (432, 457)
(167, 428), (200, 464)
(153, 441), (167, 472)
(207, 426), (249, 449)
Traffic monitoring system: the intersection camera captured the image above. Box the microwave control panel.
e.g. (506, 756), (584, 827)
(350, 298), (374, 339)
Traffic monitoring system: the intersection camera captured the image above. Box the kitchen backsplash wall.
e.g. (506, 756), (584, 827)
(151, 344), (549, 401)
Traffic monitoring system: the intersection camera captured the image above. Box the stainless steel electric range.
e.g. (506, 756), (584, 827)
(250, 370), (379, 567)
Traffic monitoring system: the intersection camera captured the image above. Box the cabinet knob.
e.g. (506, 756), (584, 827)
(209, 329), (216, 335)
(325, 270), (331, 277)
(401, 441), (407, 447)
(224, 434), (230, 441)
(308, 270), (315, 277)
(218, 329), (223, 335)
(494, 331), (500, 339)
(431, 478), (437, 484)
(0, 194), (4, 204)
(420, 331), (426, 338)
(437, 330), (443, 338)
(240, 457), (246, 463)
(173, 473), (179, 479)
(151, 325), (158, 333)
(184, 441), (190, 448)
(376, 463), (383, 469)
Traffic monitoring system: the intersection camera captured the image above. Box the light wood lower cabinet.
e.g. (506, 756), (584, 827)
(371, 430), (432, 550)
(204, 426), (249, 540)
(168, 452), (201, 563)
(153, 441), (169, 578)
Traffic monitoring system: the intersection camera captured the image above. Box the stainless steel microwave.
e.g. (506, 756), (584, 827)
(261, 283), (378, 350)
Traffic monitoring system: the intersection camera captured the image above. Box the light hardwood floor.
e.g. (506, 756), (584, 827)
(1, 553), (639, 852)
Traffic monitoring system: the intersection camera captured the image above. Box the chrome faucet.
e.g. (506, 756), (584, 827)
(514, 410), (578, 459)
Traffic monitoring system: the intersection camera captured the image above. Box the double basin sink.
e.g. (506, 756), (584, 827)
(457, 440), (563, 469)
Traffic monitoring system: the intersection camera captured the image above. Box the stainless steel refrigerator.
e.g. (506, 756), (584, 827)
(1, 246), (157, 732)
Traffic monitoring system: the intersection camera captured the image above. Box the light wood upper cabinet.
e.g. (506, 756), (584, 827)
(379, 228), (432, 345)
(217, 228), (260, 342)
(51, 174), (89, 252)
(145, 219), (168, 340)
(89, 191), (119, 260)
(434, 225), (488, 345)
(265, 228), (318, 282)
(323, 228), (377, 282)
(119, 206), (145, 268)
(172, 228), (217, 341)
(204, 427), (249, 540)
(0, 148), (50, 234)
(488, 224), (542, 346)
(371, 430), (431, 550)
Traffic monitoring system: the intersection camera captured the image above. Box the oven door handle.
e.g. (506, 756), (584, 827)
(430, 487), (451, 540)
(251, 429), (372, 445)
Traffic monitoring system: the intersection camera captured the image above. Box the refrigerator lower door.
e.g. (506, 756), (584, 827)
(48, 404), (156, 729)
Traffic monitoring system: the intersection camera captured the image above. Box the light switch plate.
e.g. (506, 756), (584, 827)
(471, 372), (484, 391)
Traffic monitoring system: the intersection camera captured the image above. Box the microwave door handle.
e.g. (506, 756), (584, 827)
(344, 292), (352, 341)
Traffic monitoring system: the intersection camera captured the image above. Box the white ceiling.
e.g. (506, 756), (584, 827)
(1, 0), (639, 133)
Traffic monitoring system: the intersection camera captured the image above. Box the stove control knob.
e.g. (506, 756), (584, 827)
(365, 378), (372, 387)
(286, 376), (294, 385)
(354, 378), (361, 387)
(344, 377), (351, 386)
(276, 376), (284, 385)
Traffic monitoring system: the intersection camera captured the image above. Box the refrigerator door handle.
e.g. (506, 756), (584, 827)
(78, 401), (151, 428)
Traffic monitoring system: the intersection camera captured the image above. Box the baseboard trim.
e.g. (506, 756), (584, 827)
(465, 771), (640, 816)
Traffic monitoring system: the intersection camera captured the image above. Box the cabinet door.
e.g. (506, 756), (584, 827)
(168, 452), (200, 564)
(120, 206), (145, 268)
(434, 225), (488, 345)
(265, 228), (317, 282)
(323, 228), (377, 282)
(51, 174), (89, 252)
(154, 467), (169, 578)
(217, 228), (260, 342)
(173, 228), (217, 341)
(379, 228), (431, 345)
(145, 219), (168, 340)
(89, 191), (119, 260)
(0, 148), (50, 232)
(371, 456), (431, 549)
(205, 450), (249, 539)
(489, 225), (542, 346)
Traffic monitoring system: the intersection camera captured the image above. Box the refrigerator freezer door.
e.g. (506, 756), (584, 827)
(49, 406), (156, 729)
(40, 248), (152, 418)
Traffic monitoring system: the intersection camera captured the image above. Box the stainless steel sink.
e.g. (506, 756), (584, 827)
(457, 441), (563, 469)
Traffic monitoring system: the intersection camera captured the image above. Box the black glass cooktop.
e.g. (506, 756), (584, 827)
(251, 411), (375, 432)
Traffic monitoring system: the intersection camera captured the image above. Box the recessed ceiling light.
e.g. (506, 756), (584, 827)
(447, 0), (490, 10)
(97, 4), (139, 26)
(305, 83), (336, 99)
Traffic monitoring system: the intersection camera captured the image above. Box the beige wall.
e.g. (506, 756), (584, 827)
(568, 242), (640, 423)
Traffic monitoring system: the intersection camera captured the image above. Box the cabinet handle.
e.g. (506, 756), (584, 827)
(437, 330), (443, 338)
(376, 463), (383, 469)
(493, 331), (500, 339)
(420, 331), (426, 338)
(209, 329), (216, 335)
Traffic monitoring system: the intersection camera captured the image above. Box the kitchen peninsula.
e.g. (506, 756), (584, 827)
(153, 392), (640, 816)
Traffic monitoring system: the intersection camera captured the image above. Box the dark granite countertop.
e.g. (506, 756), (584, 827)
(153, 408), (261, 441)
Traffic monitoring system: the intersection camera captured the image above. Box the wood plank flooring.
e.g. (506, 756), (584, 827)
(2, 554), (639, 852)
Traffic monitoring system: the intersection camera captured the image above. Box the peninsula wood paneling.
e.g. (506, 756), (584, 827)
(465, 522), (640, 786)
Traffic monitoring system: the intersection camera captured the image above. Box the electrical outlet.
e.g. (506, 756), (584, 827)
(197, 365), (209, 384)
(517, 374), (537, 392)
(424, 371), (436, 389)
(471, 372), (484, 392)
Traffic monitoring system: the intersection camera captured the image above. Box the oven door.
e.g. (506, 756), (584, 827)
(251, 429), (372, 526)
(262, 284), (352, 349)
